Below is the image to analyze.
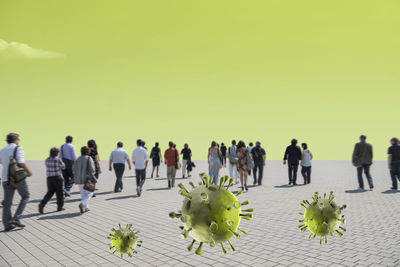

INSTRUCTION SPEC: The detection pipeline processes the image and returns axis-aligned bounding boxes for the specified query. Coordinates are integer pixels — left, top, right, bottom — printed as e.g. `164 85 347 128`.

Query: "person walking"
150 142 162 178
228 140 239 184
39 147 65 214
247 142 254 152
132 140 148 197
300 143 313 184
109 142 131 192
60 136 77 197
251 141 266 186
208 141 222 184
0 133 32 231
237 141 250 191
283 139 302 185
73 146 97 213
164 141 179 189
352 135 374 190
220 143 227 167
88 140 101 180
387 137 400 190
181 144 192 178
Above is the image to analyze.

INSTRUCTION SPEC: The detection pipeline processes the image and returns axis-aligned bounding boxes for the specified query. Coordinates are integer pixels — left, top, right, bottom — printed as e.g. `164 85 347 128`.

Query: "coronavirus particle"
169 173 254 255
107 224 142 258
298 192 346 244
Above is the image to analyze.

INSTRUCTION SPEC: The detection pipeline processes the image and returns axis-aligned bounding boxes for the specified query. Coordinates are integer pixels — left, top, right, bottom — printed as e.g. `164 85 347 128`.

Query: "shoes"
85 208 90 212
369 184 374 190
156 175 160 178
168 180 171 189
63 188 71 197
136 187 141 197
12 221 25 228
253 181 257 185
114 190 121 193
188 174 191 178
244 184 248 191
183 175 185 179
57 208 65 212
288 181 292 185
258 183 262 186
358 187 364 190
39 205 44 214
79 203 84 214
390 187 398 190
4 225 16 232
293 182 297 186
92 194 96 197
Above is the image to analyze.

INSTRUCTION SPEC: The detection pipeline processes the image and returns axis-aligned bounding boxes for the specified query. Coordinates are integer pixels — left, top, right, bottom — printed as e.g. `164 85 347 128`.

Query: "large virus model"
298 191 346 244
107 224 142 258
169 173 254 255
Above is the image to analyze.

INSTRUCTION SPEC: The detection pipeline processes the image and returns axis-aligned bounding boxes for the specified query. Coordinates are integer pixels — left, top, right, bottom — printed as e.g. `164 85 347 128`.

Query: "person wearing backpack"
0 133 32 231
228 140 239 184
251 141 266 186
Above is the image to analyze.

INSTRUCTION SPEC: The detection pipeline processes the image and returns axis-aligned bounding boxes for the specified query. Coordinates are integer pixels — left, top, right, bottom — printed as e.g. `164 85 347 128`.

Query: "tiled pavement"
0 160 399 267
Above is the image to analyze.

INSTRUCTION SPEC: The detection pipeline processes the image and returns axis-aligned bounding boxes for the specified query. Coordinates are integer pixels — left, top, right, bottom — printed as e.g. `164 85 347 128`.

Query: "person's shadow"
105 195 138 201
381 189 399 194
345 189 367 193
38 212 81 220
274 184 293 188
146 187 169 191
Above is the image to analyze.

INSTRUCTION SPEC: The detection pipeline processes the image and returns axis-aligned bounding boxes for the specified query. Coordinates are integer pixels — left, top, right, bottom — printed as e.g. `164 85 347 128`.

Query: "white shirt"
247 146 253 152
109 148 130 164
0 143 25 182
302 150 313 167
132 147 148 170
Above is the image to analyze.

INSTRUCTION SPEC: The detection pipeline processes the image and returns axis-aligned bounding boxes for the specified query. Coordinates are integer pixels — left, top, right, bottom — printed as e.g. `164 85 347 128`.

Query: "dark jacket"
284 145 302 165
352 141 373 166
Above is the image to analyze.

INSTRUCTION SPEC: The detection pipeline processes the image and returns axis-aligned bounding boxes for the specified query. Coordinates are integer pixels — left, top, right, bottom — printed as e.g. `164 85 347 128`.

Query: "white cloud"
0 39 65 59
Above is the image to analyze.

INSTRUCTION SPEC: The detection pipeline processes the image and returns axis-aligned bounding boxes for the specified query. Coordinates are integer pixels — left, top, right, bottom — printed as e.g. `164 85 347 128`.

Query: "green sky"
0 0 399 160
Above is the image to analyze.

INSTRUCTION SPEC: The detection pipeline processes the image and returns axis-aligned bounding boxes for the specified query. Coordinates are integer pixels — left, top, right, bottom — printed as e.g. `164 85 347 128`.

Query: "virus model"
298 191 346 244
169 173 253 255
107 224 142 258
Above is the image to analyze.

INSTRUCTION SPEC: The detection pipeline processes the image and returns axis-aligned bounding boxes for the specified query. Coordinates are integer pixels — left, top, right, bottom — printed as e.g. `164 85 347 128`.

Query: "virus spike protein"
298 191 346 243
170 174 254 255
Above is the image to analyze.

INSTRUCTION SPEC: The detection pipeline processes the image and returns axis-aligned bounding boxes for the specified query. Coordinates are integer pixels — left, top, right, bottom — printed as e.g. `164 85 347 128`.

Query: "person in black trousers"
39 147 66 214
388 137 400 190
251 141 266 186
109 142 131 192
283 139 302 185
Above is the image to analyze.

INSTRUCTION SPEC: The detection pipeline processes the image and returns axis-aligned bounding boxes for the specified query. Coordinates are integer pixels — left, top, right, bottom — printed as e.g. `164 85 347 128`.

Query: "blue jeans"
390 161 400 189
357 164 373 189
253 162 264 185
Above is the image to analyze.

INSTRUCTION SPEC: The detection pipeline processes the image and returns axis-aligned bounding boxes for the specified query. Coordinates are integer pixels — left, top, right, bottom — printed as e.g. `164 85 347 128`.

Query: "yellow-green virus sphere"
107 224 142 258
298 192 346 244
169 173 254 255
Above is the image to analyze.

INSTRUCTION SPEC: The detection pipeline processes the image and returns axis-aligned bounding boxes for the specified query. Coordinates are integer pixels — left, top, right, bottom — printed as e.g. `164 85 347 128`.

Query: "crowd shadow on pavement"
345 189 368 193
92 191 113 196
22 211 57 219
38 212 81 220
105 195 138 201
146 187 169 191
381 189 399 194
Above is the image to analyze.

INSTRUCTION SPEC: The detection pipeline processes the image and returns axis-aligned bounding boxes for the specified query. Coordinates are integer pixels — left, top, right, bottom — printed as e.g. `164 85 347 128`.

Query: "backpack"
8 146 27 184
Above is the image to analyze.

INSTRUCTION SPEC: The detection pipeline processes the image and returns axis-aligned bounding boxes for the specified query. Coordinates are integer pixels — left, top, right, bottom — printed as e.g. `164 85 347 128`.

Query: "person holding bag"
73 146 97 213
0 133 32 231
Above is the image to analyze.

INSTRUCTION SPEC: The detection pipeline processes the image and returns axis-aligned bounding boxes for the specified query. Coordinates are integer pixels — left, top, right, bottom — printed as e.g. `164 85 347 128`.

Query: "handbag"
83 157 96 192
246 149 255 169
8 146 27 184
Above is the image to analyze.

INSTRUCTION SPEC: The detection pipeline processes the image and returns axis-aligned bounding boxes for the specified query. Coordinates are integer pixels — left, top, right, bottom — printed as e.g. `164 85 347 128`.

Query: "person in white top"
109 142 131 193
301 143 313 184
228 140 239 184
132 139 148 197
0 133 32 231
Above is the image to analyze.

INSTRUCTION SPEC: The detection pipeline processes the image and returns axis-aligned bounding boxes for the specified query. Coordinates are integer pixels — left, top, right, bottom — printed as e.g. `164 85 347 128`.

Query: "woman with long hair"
208 141 222 185
237 140 250 191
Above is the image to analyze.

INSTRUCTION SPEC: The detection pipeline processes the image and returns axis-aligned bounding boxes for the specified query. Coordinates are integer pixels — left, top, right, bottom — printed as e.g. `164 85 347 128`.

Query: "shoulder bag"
8 146 27 184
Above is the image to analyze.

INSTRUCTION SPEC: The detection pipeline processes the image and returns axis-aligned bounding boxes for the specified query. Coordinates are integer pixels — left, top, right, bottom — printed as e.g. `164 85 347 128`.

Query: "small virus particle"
298 192 347 244
169 173 254 255
107 224 142 258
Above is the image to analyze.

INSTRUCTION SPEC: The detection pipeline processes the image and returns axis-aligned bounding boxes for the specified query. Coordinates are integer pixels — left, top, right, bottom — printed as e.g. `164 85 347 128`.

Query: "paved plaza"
0 160 399 267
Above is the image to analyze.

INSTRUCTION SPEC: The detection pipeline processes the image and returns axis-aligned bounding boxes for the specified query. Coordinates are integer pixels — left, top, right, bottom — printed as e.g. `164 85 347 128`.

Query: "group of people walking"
1 132 400 232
